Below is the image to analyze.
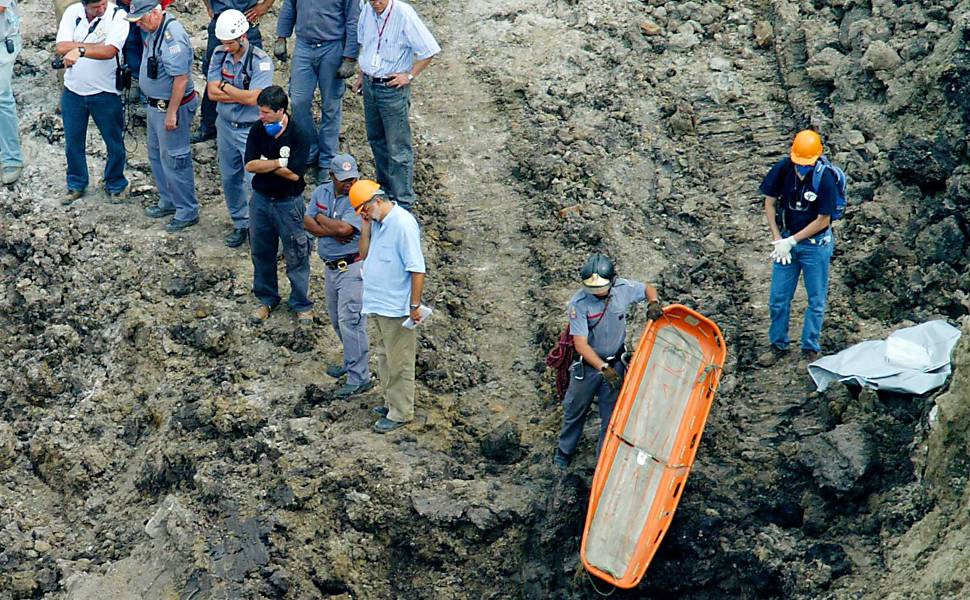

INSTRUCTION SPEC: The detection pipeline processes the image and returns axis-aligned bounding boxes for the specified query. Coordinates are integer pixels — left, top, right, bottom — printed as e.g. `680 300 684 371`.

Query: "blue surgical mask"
795 164 814 177
263 121 283 136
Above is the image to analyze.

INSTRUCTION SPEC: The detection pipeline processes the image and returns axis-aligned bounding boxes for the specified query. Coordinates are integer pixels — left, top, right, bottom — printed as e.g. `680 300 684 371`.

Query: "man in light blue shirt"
275 0 359 175
0 0 21 185
350 179 426 433
352 0 439 210
206 9 274 248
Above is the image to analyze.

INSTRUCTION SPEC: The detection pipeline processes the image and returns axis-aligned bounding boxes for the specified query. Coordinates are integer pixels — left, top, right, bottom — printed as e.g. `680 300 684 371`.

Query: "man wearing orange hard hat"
349 179 426 434
758 129 838 367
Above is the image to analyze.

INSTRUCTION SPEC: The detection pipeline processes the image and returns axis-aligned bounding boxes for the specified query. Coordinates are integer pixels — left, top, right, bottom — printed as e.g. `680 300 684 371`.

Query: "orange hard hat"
349 180 384 213
790 130 823 165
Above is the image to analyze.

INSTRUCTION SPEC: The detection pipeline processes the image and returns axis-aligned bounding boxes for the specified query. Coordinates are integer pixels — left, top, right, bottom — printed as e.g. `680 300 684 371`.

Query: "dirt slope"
2 0 970 598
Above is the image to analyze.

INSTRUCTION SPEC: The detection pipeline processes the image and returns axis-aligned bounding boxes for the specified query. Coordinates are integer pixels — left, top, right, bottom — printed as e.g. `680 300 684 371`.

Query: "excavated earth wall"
2 0 970 598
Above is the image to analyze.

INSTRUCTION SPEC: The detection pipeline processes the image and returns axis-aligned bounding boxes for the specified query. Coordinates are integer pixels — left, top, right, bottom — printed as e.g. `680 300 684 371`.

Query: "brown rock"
640 21 662 36
754 20 773 48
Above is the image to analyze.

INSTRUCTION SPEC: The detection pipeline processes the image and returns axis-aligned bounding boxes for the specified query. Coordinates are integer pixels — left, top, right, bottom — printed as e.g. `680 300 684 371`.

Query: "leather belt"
323 253 361 272
364 74 395 85
147 90 198 111
224 119 257 129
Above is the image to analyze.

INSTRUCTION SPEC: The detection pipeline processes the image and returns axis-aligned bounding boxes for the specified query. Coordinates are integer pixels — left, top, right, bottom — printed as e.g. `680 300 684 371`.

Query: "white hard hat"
215 9 249 41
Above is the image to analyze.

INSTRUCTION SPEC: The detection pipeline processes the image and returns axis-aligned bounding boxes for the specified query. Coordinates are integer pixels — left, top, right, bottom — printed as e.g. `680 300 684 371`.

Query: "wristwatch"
219 80 228 91
409 303 420 309
78 46 86 57
406 73 414 82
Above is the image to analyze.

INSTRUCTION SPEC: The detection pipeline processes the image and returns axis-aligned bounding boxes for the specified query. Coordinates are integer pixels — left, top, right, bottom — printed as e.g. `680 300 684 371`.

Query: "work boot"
225 227 248 248
371 405 389 417
166 217 199 233
296 310 315 325
334 380 374 400
554 448 571 470
2 165 22 185
251 304 272 324
757 345 788 367
190 128 216 144
801 349 819 363
145 204 176 219
106 186 128 204
62 188 85 206
373 417 406 434
326 364 346 379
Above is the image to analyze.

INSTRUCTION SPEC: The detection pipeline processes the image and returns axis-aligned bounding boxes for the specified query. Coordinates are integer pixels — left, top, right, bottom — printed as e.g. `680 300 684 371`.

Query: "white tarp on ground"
808 320 962 394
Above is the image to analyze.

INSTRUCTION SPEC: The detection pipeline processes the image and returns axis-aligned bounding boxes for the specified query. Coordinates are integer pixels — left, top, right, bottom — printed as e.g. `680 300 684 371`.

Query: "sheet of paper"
402 305 433 329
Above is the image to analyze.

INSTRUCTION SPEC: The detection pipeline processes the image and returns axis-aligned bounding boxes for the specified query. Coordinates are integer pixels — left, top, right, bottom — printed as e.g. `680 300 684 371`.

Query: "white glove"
772 236 797 255
277 156 288 168
770 246 792 265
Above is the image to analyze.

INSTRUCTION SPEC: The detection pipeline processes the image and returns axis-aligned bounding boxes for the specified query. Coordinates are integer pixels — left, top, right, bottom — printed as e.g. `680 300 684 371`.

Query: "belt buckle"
336 259 349 272
156 99 168 111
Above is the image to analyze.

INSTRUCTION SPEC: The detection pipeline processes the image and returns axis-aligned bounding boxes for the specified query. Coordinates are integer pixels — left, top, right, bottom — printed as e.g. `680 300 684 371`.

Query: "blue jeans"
769 230 834 353
250 191 313 312
363 78 414 209
289 38 344 168
61 89 128 193
200 20 261 135
216 116 254 228
146 95 199 221
0 33 21 168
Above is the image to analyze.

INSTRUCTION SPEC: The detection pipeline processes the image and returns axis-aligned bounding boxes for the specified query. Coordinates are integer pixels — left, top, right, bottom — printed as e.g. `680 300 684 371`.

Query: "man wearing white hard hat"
206 9 274 248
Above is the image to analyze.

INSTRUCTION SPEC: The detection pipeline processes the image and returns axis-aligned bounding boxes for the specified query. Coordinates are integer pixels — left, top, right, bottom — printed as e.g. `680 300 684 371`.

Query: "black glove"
336 60 357 79
601 366 622 390
273 39 288 63
647 300 663 321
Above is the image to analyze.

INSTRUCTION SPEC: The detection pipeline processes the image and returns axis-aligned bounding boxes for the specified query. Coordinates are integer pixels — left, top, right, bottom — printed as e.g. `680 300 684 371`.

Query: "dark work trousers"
557 358 627 458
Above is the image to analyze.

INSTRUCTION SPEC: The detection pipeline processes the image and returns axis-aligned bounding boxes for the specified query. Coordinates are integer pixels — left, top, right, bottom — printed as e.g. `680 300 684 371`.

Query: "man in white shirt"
55 0 130 204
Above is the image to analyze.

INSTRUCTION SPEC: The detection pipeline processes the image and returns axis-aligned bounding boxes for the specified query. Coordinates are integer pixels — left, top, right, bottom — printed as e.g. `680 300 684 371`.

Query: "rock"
753 20 773 47
846 129 866 147
797 423 875 496
0 420 16 470
709 56 732 71
889 136 959 189
861 40 901 72
915 217 965 266
702 232 726 254
668 101 697 135
668 26 700 51
806 47 846 83
640 21 662 36
480 421 524 464
708 72 742 104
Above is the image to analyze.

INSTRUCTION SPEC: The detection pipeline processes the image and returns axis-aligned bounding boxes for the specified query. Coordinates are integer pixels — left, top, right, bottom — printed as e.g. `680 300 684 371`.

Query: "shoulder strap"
241 44 255 89
152 15 172 57
588 294 612 332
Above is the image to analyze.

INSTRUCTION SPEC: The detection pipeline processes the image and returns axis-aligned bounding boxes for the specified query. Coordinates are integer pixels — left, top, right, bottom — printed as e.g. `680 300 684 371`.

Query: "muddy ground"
2 0 970 598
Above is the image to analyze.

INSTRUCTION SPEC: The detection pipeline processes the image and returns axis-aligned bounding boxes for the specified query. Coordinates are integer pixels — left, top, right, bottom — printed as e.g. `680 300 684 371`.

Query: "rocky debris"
797 423 875 497
480 420 524 464
0 420 16 469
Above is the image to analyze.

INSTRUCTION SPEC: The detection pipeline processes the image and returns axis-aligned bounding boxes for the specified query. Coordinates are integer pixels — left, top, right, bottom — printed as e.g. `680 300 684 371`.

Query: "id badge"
371 53 381 70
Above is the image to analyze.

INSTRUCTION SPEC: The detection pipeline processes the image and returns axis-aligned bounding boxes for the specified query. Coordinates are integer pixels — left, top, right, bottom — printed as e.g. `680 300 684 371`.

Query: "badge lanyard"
374 0 394 62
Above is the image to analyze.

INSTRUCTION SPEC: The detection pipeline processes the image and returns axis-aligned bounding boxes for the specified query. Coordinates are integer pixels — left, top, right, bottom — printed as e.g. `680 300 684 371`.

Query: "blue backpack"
811 155 847 220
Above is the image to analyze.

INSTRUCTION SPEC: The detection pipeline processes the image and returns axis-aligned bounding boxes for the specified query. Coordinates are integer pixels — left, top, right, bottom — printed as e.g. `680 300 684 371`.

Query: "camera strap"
152 15 172 59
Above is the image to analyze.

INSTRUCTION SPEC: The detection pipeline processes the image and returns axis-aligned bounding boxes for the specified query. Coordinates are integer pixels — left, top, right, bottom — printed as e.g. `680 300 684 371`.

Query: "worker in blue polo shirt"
275 0 360 178
758 129 838 366
352 0 439 210
758 130 837 367
206 9 273 248
126 0 200 233
304 153 372 400
555 253 662 469
193 0 272 144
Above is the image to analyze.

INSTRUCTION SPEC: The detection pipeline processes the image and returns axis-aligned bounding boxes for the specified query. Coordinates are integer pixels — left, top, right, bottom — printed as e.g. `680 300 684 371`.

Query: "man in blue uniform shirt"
555 253 662 469
206 9 274 248
352 0 439 210
275 0 359 177
193 0 272 144
127 0 200 232
759 130 837 366
304 153 372 399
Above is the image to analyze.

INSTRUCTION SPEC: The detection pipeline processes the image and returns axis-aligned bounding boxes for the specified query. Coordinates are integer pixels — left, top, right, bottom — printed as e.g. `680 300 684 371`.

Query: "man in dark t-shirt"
244 85 314 323
758 129 837 366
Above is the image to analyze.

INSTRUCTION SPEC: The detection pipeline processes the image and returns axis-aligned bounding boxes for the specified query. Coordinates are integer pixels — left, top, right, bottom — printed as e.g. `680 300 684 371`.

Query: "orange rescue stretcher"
581 304 727 588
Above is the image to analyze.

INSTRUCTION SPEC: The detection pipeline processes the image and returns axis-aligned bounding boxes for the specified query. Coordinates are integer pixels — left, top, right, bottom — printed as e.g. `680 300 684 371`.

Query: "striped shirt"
357 0 439 78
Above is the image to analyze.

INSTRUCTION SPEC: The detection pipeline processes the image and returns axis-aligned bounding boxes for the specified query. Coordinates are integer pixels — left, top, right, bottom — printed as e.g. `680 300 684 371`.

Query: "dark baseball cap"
125 0 159 21
329 154 360 181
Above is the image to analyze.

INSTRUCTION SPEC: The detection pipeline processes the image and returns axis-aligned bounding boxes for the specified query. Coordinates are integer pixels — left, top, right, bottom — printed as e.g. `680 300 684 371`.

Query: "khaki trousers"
373 315 417 423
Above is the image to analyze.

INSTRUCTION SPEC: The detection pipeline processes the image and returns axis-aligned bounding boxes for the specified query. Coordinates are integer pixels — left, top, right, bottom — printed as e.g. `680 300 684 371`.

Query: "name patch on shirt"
259 61 271 71
169 44 181 54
